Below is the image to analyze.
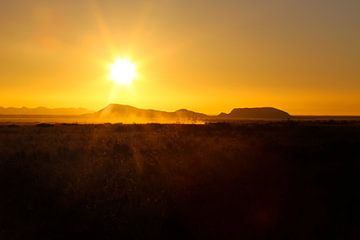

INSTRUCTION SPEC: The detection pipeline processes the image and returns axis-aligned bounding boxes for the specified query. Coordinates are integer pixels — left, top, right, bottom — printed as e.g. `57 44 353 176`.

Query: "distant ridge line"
0 104 291 121
0 106 91 115
82 104 291 123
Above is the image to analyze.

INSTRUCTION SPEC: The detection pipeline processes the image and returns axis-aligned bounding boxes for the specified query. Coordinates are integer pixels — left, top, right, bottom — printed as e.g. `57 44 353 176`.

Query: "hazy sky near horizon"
0 0 359 115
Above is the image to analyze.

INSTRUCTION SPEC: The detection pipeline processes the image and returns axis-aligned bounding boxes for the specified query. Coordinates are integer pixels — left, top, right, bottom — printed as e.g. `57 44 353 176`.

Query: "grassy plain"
0 122 359 239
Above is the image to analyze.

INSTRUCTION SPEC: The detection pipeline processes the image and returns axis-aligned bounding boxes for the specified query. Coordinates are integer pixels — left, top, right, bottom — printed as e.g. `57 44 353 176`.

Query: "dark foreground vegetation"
0 122 360 239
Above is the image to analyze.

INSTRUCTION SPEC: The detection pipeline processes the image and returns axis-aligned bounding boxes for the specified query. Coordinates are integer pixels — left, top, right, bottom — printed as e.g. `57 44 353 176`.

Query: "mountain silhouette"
0 106 91 115
0 104 291 123
86 104 207 123
84 104 290 123
217 107 290 120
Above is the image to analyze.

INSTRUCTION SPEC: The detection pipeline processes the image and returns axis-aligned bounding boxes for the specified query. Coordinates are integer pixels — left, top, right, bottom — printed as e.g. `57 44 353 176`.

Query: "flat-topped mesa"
221 107 290 120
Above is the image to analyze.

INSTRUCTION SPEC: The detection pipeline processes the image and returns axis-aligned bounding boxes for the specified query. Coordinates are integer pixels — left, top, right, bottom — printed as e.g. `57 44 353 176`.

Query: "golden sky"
0 0 359 115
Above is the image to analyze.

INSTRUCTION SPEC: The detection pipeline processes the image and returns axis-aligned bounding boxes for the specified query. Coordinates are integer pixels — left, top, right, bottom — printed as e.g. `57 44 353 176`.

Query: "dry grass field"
0 122 359 239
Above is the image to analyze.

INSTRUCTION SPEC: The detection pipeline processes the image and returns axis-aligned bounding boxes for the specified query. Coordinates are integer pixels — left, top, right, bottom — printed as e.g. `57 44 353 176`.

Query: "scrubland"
0 122 359 239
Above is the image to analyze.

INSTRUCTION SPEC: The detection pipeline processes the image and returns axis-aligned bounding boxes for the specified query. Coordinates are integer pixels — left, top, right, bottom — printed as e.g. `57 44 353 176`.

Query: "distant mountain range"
84 104 290 123
0 107 91 115
0 104 291 123
84 104 209 123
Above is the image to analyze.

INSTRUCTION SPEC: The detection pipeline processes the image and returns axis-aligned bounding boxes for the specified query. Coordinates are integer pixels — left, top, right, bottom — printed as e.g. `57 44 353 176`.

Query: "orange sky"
0 0 359 115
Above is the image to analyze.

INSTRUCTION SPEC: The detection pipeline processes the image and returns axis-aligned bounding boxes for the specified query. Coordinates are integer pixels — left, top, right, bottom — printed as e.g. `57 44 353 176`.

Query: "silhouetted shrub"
36 123 54 128
6 124 19 128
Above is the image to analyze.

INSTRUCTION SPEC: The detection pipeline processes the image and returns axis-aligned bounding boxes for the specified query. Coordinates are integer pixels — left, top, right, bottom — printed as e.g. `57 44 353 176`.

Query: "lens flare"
110 59 137 85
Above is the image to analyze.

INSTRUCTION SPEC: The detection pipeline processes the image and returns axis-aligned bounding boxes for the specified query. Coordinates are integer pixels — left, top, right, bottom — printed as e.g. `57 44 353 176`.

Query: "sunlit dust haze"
0 0 359 115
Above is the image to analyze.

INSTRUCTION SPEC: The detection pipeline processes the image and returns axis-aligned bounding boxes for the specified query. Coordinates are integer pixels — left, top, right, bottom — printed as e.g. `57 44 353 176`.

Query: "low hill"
0 106 91 115
86 104 207 123
217 107 290 120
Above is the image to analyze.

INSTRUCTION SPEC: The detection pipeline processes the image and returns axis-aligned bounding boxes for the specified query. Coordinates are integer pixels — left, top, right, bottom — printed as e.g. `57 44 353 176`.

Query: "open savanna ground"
0 122 360 239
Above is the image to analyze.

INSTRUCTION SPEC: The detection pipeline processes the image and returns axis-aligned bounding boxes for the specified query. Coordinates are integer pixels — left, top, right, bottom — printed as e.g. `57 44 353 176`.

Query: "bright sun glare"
110 59 137 85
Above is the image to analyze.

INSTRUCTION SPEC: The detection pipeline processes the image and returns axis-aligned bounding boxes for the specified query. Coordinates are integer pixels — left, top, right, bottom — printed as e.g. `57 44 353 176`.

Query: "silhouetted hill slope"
0 106 91 115
87 104 207 123
217 107 290 120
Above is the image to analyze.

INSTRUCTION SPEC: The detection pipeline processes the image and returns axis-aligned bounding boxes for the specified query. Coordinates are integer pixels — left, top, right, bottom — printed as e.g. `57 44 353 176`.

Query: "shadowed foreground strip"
0 122 359 239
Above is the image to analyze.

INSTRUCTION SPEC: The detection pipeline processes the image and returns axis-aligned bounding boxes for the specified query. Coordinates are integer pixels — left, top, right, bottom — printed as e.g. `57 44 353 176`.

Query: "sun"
109 58 137 85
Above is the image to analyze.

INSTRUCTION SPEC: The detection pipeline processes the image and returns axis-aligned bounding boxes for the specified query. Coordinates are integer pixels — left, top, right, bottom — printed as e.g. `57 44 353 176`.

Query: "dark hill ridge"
88 104 207 123
85 104 290 123
0 104 291 123
0 106 91 115
218 107 291 120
